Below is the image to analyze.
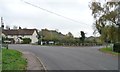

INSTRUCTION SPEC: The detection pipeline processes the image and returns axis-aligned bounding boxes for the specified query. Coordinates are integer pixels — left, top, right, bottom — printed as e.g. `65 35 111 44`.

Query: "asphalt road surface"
9 44 118 70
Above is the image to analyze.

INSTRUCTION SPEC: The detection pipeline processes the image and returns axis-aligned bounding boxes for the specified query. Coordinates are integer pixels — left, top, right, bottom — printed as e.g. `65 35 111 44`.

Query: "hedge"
113 43 120 53
22 38 31 44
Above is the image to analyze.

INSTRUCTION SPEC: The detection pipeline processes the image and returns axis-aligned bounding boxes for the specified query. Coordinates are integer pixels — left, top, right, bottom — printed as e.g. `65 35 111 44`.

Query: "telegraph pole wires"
21 0 92 29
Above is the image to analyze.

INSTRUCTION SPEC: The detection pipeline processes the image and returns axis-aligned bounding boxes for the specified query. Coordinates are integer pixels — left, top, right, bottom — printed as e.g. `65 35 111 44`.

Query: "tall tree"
89 1 120 43
66 32 74 38
80 31 85 43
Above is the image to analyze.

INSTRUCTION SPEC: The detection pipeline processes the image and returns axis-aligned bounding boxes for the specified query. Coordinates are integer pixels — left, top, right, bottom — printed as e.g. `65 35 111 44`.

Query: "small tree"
6 25 10 30
80 31 85 43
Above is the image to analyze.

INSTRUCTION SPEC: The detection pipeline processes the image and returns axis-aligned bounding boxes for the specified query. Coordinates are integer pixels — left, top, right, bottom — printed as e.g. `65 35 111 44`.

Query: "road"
9 44 118 70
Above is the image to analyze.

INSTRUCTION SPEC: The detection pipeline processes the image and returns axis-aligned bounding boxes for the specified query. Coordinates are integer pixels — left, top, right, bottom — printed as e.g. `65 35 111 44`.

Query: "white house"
2 29 39 44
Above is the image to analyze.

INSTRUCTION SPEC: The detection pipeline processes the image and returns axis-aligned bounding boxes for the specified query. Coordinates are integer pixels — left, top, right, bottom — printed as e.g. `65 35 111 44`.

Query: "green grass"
0 50 2 72
2 49 27 70
99 47 119 55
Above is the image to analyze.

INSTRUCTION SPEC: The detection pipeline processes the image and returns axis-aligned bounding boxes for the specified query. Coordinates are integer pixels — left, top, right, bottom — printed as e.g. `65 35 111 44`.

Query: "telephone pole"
0 17 2 72
1 17 4 29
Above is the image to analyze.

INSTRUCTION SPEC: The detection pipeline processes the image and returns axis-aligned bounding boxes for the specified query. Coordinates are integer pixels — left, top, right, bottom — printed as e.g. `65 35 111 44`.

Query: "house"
2 28 39 44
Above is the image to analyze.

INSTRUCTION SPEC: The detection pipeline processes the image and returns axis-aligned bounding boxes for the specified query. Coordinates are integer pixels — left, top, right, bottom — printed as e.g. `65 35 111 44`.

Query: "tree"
13 25 18 29
80 31 85 43
6 25 10 30
19 26 22 29
89 1 120 43
66 32 74 38
39 29 64 45
64 32 75 45
38 29 76 45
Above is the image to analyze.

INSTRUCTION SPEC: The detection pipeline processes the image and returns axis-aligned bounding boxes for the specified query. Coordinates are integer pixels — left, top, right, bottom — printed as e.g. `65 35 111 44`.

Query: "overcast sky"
0 0 97 37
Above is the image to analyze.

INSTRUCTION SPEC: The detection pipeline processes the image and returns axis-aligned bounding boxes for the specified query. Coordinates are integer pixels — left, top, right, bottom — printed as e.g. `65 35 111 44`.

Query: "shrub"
113 43 120 53
22 38 31 44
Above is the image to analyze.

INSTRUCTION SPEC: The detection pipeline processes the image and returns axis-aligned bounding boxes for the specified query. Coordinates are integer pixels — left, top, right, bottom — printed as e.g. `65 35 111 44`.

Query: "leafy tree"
80 31 85 43
62 33 74 45
66 32 74 38
39 29 65 45
19 26 22 29
38 29 76 45
89 1 120 43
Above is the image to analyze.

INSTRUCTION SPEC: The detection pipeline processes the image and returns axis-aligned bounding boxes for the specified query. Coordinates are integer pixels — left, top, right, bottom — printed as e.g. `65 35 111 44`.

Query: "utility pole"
0 17 3 49
0 27 1 72
0 17 2 72
1 17 4 29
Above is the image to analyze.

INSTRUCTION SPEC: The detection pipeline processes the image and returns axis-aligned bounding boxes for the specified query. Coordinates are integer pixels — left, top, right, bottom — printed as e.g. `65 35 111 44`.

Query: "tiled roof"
2 29 37 35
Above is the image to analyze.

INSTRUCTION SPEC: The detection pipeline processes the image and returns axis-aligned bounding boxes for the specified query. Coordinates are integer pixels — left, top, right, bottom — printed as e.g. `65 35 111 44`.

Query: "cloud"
0 0 94 37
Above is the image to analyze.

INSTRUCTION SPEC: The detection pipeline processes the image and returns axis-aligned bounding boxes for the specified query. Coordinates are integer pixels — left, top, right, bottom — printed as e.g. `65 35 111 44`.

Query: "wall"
4 30 38 44
31 30 38 43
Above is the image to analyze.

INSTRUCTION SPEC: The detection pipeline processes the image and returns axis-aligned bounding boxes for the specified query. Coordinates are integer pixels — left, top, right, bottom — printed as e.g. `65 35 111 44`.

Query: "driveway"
9 44 118 70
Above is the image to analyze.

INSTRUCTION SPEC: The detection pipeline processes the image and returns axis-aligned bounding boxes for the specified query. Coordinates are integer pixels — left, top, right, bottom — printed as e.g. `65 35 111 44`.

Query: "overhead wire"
21 0 92 29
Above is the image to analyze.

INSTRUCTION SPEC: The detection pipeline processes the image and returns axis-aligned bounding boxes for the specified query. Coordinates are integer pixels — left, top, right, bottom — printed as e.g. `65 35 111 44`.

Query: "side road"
22 51 46 70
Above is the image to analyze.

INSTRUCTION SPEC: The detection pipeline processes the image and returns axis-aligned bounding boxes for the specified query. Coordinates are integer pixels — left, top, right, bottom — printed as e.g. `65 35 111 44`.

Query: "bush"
22 38 31 44
113 43 120 53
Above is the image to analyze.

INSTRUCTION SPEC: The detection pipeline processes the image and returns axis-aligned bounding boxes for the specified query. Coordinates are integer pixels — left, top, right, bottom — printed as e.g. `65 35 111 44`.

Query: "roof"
2 29 37 35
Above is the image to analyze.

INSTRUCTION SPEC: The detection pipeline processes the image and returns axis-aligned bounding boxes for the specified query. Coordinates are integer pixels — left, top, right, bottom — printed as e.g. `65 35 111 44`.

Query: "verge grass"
99 47 119 55
0 50 2 71
2 49 27 70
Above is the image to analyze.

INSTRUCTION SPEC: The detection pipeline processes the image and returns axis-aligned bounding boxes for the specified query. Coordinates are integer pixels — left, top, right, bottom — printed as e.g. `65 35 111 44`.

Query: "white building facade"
2 29 39 44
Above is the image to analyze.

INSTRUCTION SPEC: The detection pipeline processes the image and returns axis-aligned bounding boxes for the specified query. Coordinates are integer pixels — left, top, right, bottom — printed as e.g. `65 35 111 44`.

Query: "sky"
0 0 96 37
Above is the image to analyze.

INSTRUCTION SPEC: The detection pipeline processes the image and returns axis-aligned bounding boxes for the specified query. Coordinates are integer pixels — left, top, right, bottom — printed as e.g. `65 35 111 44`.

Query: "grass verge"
0 50 2 72
99 47 119 56
2 49 27 70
